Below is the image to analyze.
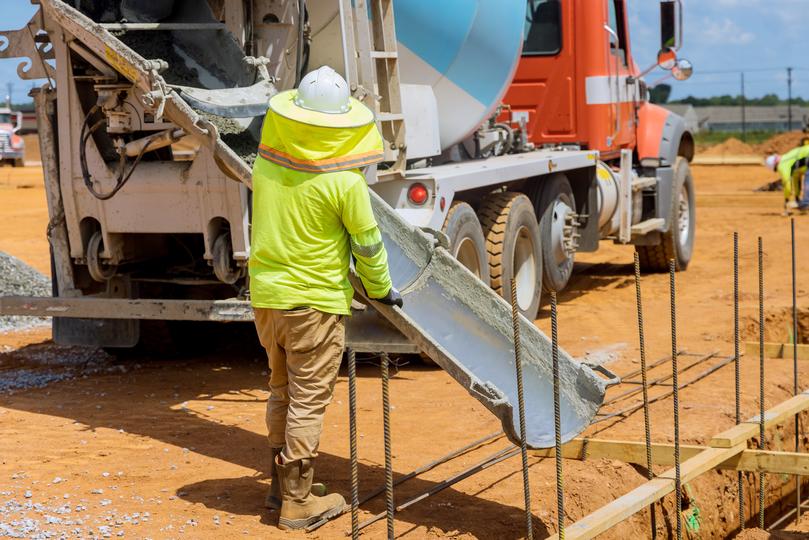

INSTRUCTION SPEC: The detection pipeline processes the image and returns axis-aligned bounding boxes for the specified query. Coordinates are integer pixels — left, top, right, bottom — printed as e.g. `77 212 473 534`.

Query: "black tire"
636 157 696 272
442 201 490 286
535 174 576 293
478 192 543 320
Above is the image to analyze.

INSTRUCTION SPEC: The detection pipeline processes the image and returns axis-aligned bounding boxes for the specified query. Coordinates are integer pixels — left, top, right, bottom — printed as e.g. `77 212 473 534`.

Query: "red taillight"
407 183 429 206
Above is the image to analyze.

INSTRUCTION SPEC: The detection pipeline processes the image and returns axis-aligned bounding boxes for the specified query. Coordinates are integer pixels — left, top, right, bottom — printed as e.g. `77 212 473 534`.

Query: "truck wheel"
479 192 542 320
636 157 695 272
535 175 576 292
442 201 490 286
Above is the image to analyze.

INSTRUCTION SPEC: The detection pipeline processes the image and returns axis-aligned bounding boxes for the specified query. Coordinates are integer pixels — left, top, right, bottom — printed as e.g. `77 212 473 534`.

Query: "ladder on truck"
339 0 406 177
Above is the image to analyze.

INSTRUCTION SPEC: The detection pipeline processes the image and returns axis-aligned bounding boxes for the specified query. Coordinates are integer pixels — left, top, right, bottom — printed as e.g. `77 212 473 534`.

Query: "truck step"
631 177 657 191
631 218 665 235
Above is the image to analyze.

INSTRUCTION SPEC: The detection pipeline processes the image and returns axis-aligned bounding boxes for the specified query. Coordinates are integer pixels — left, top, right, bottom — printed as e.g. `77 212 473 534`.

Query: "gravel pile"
0 252 51 334
0 344 120 394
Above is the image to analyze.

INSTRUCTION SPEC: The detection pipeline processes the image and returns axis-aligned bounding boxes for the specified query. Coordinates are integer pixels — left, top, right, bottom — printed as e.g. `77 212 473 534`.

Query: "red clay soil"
702 137 756 156
755 131 809 156
2 164 809 538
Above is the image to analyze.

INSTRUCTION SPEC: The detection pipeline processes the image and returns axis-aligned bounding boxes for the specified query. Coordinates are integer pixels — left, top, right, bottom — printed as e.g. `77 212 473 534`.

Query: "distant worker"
249 66 403 530
766 144 809 213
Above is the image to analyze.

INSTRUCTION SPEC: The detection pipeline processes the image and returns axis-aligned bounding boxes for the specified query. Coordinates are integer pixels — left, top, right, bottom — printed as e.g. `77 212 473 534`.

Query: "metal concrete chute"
361 191 614 448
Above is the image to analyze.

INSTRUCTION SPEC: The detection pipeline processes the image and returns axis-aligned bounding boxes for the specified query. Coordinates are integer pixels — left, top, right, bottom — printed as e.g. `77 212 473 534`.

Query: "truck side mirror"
657 48 677 70
660 0 682 51
13 111 22 133
672 59 693 81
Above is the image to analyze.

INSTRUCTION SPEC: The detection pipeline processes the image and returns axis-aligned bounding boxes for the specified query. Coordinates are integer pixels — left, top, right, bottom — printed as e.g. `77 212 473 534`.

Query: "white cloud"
696 18 754 45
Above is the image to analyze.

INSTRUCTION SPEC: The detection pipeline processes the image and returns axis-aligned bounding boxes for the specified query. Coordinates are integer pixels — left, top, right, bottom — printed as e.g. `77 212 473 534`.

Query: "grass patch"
695 131 773 147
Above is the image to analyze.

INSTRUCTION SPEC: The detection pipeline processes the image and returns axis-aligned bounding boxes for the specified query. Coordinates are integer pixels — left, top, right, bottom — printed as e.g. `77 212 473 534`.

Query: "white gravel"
0 251 51 333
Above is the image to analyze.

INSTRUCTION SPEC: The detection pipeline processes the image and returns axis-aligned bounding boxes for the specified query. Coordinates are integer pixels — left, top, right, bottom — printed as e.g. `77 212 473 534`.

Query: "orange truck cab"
503 0 695 273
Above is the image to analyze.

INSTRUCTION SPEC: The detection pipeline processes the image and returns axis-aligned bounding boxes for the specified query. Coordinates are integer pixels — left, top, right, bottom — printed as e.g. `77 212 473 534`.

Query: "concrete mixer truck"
0 0 694 350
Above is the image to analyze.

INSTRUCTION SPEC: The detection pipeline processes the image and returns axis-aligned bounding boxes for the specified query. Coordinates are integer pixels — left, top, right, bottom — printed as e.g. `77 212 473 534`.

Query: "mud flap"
54 317 140 348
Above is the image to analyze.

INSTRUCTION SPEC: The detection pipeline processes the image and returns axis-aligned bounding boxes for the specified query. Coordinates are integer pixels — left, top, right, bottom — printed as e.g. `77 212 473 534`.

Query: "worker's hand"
377 286 403 308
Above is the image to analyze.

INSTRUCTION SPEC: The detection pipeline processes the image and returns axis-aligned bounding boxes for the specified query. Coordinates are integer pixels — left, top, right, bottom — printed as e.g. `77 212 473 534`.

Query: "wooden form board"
531 439 809 476
745 341 809 361
547 390 809 540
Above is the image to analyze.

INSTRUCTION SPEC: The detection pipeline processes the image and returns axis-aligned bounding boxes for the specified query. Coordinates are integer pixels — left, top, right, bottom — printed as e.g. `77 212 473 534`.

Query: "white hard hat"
294 66 351 114
765 154 780 171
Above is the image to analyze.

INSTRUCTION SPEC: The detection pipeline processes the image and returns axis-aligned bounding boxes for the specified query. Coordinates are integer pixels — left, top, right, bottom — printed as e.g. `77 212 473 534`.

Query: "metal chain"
792 218 801 520
381 352 394 540
734 233 744 530
634 253 656 538
670 259 682 540
551 291 564 540
510 280 534 540
758 237 766 530
348 348 360 540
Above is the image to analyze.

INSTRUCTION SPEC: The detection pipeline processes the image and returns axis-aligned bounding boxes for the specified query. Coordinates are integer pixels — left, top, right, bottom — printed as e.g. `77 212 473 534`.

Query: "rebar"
670 259 682 540
792 218 801 520
758 237 766 530
551 291 564 540
357 431 502 507
348 348 359 539
510 280 534 540
734 233 744 530
634 252 656 538
381 352 394 540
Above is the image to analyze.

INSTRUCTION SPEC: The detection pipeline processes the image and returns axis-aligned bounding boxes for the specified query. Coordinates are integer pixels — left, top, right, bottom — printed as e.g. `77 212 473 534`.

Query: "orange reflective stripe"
258 144 383 173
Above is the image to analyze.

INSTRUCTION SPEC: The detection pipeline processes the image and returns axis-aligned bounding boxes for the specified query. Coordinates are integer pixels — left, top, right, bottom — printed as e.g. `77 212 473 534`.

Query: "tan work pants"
254 307 345 463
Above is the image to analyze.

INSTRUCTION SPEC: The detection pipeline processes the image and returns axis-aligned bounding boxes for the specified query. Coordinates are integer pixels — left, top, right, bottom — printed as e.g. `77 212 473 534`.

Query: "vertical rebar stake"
510 280 534 540
381 352 394 540
348 348 360 540
634 253 656 538
734 233 744 530
758 236 766 530
551 291 564 540
792 218 801 520
670 259 682 540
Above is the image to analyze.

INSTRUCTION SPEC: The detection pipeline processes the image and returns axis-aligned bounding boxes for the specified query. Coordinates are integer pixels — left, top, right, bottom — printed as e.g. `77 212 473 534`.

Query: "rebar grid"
670 259 682 540
634 252 656 538
510 280 534 540
551 291 564 540
758 237 766 530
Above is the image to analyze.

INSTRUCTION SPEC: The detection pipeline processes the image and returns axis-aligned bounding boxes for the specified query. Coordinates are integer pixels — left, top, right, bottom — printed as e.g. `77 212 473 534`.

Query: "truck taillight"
407 183 429 206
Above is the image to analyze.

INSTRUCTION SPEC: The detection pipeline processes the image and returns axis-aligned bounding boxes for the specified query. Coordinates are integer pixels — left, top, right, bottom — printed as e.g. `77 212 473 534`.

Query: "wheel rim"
550 198 574 266
454 237 481 278
513 226 537 311
677 184 690 246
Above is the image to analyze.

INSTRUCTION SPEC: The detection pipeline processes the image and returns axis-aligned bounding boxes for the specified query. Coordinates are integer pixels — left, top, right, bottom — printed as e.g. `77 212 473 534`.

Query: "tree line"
650 85 807 107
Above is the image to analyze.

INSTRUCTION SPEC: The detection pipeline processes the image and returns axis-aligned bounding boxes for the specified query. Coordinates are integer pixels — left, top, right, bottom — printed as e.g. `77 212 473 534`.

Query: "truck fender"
636 103 693 167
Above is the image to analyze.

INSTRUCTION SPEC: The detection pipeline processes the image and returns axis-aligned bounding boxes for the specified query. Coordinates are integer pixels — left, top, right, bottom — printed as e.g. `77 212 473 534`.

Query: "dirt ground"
3 163 809 539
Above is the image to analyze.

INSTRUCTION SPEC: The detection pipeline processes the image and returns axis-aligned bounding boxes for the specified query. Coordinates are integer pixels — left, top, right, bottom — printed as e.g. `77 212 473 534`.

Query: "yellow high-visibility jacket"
249 104 392 315
777 145 809 201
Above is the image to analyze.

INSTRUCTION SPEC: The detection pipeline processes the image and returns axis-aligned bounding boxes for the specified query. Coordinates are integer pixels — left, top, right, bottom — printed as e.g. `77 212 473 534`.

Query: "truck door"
603 0 636 152
504 0 578 145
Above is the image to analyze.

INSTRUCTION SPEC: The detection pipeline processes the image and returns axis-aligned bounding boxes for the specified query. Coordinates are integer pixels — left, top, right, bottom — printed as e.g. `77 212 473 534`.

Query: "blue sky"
0 0 803 102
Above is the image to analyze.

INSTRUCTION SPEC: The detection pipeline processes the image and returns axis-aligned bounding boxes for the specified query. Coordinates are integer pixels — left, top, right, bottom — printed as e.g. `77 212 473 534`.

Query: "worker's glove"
377 287 403 308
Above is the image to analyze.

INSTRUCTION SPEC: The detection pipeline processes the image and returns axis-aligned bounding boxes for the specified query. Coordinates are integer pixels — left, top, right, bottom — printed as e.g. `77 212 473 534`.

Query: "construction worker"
766 144 809 213
250 66 403 530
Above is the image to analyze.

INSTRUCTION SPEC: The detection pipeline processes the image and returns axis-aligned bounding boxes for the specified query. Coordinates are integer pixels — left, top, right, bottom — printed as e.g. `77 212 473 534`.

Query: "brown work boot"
264 448 283 510
276 457 346 530
265 448 326 511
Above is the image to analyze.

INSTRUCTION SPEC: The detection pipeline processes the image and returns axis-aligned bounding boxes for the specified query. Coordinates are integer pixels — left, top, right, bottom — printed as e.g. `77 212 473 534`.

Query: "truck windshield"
523 0 562 56
0 114 11 124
